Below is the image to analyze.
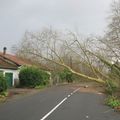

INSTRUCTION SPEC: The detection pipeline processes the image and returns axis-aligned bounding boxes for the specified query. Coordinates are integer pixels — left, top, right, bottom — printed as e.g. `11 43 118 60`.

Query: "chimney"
3 47 7 55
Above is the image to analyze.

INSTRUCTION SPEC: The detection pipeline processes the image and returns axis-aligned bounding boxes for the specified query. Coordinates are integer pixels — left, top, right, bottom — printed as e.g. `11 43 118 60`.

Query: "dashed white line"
72 88 80 94
40 97 67 120
40 88 80 120
68 95 71 97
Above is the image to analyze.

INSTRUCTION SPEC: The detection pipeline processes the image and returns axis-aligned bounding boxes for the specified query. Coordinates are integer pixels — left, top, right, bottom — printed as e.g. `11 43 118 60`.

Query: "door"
5 73 13 87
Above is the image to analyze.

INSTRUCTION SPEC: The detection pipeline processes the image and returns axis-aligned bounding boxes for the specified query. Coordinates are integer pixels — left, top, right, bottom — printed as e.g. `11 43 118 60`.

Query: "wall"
0 68 19 86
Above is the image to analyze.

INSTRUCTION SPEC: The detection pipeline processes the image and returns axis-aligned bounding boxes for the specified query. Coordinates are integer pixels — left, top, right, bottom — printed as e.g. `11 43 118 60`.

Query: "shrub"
0 73 7 93
19 66 50 88
105 96 120 108
59 69 73 83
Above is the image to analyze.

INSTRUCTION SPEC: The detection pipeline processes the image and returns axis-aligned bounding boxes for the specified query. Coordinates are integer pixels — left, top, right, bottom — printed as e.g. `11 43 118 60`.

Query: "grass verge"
105 96 120 112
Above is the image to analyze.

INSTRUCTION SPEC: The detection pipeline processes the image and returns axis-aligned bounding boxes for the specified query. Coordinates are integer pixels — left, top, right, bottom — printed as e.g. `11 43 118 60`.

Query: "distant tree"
104 0 120 60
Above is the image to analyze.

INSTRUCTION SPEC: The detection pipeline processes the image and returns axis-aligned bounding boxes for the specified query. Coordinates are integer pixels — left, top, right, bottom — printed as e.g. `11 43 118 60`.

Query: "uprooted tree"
13 0 120 86
13 28 108 84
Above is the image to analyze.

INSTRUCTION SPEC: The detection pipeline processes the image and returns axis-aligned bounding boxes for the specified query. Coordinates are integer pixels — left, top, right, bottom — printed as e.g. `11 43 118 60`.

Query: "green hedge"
19 66 50 88
0 73 7 93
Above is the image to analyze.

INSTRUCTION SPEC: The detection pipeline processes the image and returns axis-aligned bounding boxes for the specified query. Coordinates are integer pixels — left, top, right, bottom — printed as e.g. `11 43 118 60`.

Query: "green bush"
59 69 73 83
105 96 120 108
19 66 50 88
0 73 7 93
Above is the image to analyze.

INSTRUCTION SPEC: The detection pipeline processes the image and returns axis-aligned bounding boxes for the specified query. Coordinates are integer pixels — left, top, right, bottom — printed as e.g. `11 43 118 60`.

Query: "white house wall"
0 68 19 86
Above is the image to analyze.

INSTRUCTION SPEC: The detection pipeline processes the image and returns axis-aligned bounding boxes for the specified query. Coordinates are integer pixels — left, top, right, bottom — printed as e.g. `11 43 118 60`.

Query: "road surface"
0 85 120 120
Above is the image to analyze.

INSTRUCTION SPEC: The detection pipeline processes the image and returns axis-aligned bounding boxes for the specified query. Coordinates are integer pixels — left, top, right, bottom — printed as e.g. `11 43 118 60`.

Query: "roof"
0 52 52 71
0 52 31 66
0 57 18 69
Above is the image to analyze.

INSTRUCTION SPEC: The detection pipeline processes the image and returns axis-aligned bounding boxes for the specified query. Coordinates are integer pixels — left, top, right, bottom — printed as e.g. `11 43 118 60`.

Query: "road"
0 85 120 120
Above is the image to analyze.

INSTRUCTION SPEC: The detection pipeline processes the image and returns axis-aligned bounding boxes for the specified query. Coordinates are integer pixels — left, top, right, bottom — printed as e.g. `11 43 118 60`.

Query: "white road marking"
40 88 80 120
103 109 114 113
40 97 67 120
72 88 80 93
68 95 71 97
86 115 89 119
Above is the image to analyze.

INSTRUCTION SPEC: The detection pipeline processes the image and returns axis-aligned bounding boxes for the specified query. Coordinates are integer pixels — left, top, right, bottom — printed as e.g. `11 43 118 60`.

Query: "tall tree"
105 0 120 60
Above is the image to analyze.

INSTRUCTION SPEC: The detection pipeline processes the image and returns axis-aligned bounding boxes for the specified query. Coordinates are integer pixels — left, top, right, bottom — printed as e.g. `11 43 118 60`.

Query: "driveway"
0 85 120 120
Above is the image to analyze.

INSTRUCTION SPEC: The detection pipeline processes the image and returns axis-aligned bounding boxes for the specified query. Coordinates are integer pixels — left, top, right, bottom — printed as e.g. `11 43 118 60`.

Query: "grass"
0 91 8 103
105 96 120 109
34 85 47 89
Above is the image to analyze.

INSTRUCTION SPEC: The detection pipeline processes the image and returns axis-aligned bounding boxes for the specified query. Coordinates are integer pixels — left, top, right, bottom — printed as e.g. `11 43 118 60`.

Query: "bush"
59 69 73 83
19 66 50 88
105 96 120 108
0 73 7 93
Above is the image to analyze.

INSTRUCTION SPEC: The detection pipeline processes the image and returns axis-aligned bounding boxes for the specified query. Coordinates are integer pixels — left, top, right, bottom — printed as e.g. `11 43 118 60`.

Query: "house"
0 47 31 87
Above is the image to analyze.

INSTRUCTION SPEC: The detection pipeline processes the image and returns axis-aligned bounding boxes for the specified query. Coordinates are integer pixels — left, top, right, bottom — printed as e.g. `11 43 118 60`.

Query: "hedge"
19 66 50 88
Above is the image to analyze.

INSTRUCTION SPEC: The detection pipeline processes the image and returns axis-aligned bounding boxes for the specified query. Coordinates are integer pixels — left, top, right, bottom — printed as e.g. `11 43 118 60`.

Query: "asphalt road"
0 85 120 120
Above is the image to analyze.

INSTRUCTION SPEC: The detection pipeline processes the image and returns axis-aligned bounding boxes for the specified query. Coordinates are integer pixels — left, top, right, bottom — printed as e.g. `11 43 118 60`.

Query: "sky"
0 0 112 53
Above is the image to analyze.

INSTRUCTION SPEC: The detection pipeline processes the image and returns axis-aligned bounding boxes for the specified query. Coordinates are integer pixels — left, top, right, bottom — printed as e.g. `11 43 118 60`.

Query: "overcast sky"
0 0 112 53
